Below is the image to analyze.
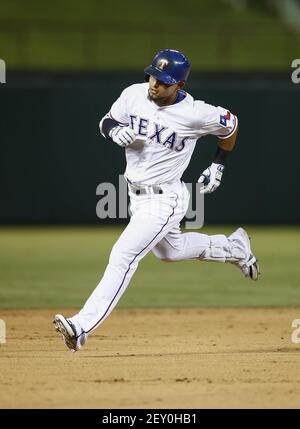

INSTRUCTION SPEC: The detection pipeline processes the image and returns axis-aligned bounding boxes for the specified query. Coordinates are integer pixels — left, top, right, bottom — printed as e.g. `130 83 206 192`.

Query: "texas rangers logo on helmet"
157 59 169 70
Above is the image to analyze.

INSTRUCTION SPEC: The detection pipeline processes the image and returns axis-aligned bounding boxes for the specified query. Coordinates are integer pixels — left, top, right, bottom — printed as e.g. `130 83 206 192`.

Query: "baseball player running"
54 49 260 352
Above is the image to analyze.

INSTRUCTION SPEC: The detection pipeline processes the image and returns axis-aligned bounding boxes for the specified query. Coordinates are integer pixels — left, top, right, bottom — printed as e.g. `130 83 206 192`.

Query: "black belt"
128 184 163 195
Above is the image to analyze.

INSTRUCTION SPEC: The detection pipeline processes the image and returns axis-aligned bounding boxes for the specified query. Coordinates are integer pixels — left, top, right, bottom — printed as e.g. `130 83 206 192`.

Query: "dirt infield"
0 308 300 409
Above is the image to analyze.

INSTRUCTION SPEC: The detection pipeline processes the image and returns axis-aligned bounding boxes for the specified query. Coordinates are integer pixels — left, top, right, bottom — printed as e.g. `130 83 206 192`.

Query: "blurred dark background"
1 0 300 224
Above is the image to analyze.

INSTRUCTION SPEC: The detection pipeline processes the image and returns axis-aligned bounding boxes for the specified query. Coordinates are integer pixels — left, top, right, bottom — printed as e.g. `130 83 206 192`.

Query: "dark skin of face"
148 75 185 106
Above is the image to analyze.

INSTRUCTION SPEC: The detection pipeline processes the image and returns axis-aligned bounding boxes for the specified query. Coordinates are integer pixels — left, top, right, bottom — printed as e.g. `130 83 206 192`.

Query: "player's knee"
152 248 178 262
109 244 143 271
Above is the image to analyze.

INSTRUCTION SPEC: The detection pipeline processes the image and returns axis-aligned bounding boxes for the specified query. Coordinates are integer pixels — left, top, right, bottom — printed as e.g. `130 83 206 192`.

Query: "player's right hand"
109 126 136 147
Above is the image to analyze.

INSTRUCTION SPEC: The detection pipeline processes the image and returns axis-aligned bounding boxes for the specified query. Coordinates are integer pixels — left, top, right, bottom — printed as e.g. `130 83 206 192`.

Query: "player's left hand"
198 162 224 194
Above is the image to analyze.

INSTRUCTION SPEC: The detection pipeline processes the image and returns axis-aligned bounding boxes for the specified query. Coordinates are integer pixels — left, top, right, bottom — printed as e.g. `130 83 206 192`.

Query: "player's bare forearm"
214 125 238 164
218 124 238 151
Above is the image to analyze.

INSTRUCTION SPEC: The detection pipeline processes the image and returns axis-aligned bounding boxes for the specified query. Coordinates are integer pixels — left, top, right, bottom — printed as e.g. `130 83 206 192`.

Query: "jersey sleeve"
194 101 238 139
109 86 131 125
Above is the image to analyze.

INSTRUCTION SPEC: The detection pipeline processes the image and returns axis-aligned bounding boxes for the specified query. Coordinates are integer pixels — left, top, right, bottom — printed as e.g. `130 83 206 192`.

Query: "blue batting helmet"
144 49 190 85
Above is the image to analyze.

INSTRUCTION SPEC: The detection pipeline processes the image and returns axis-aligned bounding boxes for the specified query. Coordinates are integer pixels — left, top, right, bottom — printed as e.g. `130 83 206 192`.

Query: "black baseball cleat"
53 314 78 352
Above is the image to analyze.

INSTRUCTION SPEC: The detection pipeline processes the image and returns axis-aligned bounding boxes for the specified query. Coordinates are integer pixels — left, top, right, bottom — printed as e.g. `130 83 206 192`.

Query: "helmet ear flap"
144 74 150 82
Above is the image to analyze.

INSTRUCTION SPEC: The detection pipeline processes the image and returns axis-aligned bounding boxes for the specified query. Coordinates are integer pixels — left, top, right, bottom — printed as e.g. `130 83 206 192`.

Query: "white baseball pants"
72 181 243 335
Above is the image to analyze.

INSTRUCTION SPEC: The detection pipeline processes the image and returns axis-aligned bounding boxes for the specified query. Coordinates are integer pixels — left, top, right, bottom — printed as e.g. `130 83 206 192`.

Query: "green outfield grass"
0 0 299 71
0 226 299 309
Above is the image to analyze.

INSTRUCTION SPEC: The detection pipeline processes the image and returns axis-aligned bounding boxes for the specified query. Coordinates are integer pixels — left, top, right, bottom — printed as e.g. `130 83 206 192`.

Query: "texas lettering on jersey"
129 115 186 151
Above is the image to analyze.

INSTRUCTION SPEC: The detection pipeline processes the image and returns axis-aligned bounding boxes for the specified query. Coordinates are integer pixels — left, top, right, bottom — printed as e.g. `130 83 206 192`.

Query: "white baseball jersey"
105 82 237 185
